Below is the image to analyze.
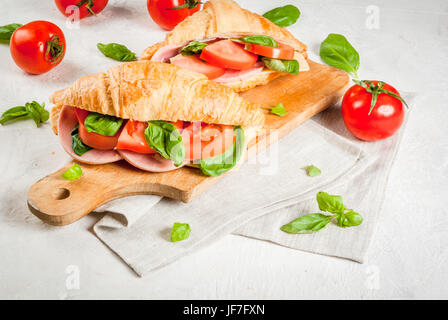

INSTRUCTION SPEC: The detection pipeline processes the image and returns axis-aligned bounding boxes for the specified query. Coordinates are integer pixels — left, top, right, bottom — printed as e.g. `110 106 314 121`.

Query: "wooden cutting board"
27 60 349 226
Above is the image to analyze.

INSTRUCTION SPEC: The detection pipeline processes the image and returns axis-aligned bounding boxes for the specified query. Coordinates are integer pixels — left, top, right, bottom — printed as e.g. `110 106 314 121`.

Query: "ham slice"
117 150 186 172
151 42 187 62
58 105 123 164
214 62 264 83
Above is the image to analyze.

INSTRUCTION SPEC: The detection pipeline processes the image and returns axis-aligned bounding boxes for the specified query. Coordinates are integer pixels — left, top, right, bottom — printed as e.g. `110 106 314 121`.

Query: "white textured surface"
0 0 447 299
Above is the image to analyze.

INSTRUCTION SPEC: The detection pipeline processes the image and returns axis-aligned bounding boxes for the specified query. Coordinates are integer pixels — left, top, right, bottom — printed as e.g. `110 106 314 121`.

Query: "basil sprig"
0 101 49 127
199 126 244 177
84 112 123 136
262 57 299 75
61 163 83 180
97 43 137 62
240 35 278 48
302 165 321 177
171 222 191 242
71 125 92 156
144 121 185 167
281 192 363 234
263 103 286 117
320 33 360 79
263 5 301 27
0 23 22 41
181 41 208 56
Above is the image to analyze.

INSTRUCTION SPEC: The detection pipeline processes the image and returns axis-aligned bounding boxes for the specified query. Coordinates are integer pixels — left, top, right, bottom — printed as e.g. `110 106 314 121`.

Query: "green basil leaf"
240 35 278 48
61 163 83 181
84 112 123 136
181 41 208 56
316 191 344 214
144 121 185 166
0 23 22 41
171 222 191 242
262 57 299 75
71 125 93 156
97 43 137 62
263 5 300 27
0 106 29 125
302 165 321 177
199 126 244 177
270 103 286 117
337 210 363 227
319 33 360 78
281 213 332 234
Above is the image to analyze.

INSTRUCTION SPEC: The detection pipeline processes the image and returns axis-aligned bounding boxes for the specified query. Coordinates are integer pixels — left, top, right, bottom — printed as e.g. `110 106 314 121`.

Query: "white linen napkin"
93 93 414 277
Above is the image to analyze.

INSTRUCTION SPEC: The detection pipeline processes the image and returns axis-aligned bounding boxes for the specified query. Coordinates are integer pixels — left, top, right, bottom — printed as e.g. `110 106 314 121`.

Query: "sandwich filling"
58 105 245 177
151 35 309 82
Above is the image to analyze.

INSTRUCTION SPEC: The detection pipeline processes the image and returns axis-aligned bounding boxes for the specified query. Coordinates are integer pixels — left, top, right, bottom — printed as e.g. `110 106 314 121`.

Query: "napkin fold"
94 93 414 277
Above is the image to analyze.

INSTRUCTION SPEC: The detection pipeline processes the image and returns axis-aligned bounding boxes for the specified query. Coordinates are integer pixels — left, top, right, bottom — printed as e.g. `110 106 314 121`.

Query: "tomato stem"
166 0 202 10
45 34 65 65
76 0 96 16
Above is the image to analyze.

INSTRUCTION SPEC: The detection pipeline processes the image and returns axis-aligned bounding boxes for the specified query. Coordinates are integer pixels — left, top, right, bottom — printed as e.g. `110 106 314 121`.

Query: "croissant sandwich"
141 0 309 92
49 61 264 177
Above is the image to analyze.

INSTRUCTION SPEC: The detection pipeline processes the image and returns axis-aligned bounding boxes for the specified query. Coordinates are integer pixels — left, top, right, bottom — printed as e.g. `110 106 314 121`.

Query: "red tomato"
182 122 235 160
245 41 295 60
170 55 226 79
147 0 201 31
55 0 108 19
342 81 405 141
10 21 66 75
75 108 122 150
200 40 258 70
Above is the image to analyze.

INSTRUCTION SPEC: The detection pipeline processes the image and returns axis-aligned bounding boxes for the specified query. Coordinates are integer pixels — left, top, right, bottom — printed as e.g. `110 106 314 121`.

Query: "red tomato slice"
171 55 226 80
245 42 295 60
182 122 235 161
200 40 258 70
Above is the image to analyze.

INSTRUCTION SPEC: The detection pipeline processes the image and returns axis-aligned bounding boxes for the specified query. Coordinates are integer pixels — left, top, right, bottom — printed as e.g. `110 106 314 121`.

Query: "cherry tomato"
342 81 405 141
245 41 295 60
200 40 258 70
10 21 66 75
147 0 201 31
170 55 226 79
55 0 108 19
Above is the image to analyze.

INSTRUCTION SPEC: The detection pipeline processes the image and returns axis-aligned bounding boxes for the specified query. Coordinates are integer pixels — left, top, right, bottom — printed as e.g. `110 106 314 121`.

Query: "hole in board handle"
53 188 70 200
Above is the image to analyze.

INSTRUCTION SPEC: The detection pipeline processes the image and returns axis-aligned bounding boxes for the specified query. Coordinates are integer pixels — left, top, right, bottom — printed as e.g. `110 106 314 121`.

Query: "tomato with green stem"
147 0 201 31
55 0 109 19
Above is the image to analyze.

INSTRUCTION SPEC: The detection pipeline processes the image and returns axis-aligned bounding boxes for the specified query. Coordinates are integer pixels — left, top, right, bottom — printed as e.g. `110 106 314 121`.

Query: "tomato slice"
200 40 258 70
170 55 226 80
245 41 295 60
182 122 235 161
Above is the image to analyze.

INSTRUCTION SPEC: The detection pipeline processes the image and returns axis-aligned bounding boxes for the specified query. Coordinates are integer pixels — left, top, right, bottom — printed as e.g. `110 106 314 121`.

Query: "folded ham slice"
117 150 186 172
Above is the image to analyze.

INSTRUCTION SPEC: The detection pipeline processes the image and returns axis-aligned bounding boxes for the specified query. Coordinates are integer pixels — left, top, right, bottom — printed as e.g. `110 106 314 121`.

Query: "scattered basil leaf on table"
97 43 137 61
302 165 321 177
181 41 208 56
262 57 299 75
281 192 363 234
319 33 360 79
61 163 83 180
84 112 123 136
0 101 48 127
240 35 278 47
263 103 287 117
171 222 191 242
263 5 301 27
200 126 244 177
144 120 185 167
71 125 93 156
0 23 22 41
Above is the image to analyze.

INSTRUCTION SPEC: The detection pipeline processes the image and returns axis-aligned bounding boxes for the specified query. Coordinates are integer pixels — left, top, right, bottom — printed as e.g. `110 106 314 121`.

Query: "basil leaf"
144 121 185 166
319 33 360 78
270 103 286 117
263 5 300 27
302 165 321 177
281 213 332 234
316 192 344 214
0 23 22 41
84 112 123 136
61 163 83 181
240 35 278 48
71 125 92 156
0 101 48 127
97 43 137 62
200 126 244 177
181 41 208 56
171 222 191 242
262 57 299 75
0 106 29 125
337 210 363 227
